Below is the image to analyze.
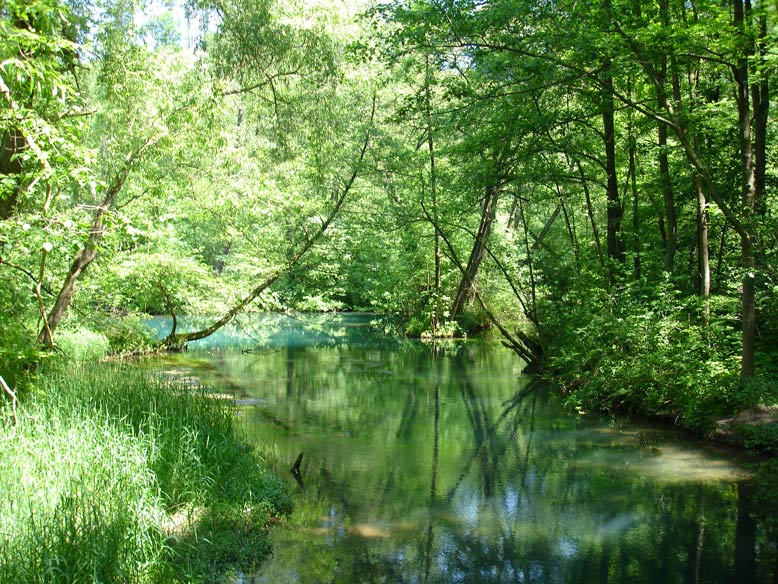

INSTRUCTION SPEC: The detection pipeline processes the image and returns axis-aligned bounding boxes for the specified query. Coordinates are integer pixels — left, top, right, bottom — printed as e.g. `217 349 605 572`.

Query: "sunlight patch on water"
595 512 638 538
350 523 389 538
635 444 747 482
574 442 746 483
301 519 418 540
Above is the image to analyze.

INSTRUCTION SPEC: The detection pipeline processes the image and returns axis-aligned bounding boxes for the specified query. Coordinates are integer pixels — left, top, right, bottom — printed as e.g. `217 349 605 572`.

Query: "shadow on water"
142 314 778 584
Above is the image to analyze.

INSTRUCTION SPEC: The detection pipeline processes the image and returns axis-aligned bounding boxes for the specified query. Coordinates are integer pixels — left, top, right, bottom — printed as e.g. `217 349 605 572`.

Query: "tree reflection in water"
145 314 776 584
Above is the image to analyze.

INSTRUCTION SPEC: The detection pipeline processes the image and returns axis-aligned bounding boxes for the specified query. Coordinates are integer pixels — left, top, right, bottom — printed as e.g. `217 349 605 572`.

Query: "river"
144 313 776 583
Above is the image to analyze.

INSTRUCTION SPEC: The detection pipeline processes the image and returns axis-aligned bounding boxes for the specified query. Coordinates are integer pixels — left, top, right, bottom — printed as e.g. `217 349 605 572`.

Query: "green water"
146 314 776 583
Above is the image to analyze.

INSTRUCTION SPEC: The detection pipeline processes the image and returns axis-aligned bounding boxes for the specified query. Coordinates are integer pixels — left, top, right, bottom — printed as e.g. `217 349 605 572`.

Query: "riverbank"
533 283 778 456
549 369 778 455
708 404 778 452
0 365 291 584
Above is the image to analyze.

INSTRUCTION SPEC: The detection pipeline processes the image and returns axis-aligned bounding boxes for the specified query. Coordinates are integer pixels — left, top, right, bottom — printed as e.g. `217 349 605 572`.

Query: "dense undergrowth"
0 364 291 584
541 279 778 450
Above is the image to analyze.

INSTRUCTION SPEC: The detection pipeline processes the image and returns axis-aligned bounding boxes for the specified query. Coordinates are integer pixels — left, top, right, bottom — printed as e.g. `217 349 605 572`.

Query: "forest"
1 0 777 581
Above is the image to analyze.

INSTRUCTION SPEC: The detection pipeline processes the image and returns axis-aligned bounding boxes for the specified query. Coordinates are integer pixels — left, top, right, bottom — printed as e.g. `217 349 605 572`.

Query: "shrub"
101 314 155 354
542 279 742 428
0 325 41 391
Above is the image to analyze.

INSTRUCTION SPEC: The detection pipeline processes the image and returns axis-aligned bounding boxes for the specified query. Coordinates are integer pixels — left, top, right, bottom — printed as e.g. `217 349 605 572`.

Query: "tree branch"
161 95 377 348
0 374 19 426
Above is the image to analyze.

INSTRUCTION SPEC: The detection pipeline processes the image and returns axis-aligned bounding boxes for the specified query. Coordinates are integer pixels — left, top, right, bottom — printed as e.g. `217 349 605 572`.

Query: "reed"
0 364 290 583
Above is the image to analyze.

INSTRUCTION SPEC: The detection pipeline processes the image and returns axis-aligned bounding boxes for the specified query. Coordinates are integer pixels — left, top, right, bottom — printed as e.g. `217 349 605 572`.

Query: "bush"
0 324 41 390
0 278 43 388
542 279 742 428
100 314 155 354
295 294 344 312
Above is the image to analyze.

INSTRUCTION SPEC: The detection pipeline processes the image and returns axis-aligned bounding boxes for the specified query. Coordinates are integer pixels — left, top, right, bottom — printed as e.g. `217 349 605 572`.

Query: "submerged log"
290 451 304 490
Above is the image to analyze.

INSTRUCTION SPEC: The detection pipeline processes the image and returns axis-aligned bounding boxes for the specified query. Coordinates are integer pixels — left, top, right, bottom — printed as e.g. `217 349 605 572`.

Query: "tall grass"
54 328 111 364
0 365 290 584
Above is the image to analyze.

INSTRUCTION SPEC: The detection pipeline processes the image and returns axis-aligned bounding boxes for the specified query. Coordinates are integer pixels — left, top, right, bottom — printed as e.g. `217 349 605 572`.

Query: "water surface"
147 314 776 583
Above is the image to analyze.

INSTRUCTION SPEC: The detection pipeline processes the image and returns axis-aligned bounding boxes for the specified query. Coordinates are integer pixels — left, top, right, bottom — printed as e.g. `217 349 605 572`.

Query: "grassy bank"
0 365 291 584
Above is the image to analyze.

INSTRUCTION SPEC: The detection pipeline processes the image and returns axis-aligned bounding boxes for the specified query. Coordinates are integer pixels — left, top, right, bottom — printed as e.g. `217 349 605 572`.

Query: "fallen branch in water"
290 451 304 490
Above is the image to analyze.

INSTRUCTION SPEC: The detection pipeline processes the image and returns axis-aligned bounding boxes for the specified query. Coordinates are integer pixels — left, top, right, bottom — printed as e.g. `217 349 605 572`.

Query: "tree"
0 0 93 364
0 0 83 219
35 0 190 346
371 0 776 398
153 0 378 346
161 97 375 348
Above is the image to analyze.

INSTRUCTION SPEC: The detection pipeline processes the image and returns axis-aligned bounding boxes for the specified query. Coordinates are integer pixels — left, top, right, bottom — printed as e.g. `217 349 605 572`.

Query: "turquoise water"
146 314 776 583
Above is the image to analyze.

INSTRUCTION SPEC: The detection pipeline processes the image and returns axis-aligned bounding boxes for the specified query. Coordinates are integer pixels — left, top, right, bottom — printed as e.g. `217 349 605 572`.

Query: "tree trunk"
628 133 640 280
424 55 441 335
450 182 500 318
518 198 538 325
751 6 769 217
421 202 542 368
0 130 24 219
560 194 580 270
577 161 605 271
658 97 676 273
734 0 757 381
38 137 158 346
165 170 356 347
601 42 624 269
0 69 54 218
39 244 99 347
657 0 678 274
695 176 711 300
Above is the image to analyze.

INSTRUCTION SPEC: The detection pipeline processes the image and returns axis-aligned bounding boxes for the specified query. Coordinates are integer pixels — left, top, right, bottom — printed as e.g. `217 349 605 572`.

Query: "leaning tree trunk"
38 137 158 346
160 195 348 348
161 98 375 349
450 182 501 318
422 201 543 370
